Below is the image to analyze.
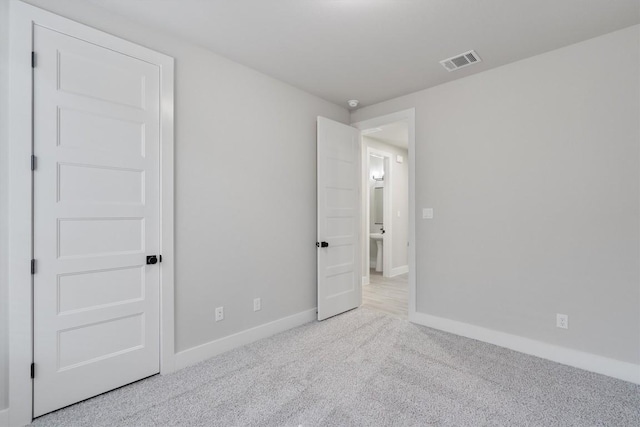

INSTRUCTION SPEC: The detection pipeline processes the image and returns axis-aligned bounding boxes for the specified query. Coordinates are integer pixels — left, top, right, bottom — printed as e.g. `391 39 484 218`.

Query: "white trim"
389 265 409 277
8 2 34 424
352 109 416 320
8 3 175 425
158 25 176 377
0 409 8 427
412 312 640 385
175 309 318 370
361 276 370 286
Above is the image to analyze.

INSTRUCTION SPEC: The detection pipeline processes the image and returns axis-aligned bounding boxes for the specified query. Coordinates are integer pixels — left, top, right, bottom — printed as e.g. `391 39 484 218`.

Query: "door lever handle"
316 241 329 248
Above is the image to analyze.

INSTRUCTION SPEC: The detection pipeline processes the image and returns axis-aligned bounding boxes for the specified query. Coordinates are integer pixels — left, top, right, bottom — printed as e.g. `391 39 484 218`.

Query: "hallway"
362 271 408 319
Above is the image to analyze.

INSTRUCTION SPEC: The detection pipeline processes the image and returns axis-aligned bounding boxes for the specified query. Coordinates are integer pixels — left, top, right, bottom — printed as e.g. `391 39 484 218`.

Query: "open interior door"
317 117 361 320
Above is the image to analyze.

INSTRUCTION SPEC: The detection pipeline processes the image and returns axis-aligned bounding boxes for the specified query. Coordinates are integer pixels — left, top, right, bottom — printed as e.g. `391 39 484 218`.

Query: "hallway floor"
361 270 408 319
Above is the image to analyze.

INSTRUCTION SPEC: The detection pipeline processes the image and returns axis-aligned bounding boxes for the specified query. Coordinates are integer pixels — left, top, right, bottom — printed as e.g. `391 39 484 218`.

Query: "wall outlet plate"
423 208 434 219
556 313 568 329
253 298 261 312
215 306 224 322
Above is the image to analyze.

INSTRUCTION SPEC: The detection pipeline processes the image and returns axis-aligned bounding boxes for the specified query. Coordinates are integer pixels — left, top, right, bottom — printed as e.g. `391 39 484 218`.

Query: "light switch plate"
423 208 433 219
396 155 403 163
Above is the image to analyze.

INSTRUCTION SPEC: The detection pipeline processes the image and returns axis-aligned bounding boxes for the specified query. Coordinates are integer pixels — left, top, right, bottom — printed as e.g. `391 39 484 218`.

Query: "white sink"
370 233 383 273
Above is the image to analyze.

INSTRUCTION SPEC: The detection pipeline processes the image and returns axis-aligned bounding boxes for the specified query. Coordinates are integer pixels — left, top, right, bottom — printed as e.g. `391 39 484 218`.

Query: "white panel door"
317 117 361 321
33 25 161 417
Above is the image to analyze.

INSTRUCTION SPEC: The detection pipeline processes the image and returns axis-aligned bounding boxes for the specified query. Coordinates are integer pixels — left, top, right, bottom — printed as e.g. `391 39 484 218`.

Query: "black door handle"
316 241 329 248
146 255 158 265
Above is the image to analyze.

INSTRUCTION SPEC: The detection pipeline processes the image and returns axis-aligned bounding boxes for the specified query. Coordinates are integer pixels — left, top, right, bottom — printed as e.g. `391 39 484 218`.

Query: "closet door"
32 24 161 416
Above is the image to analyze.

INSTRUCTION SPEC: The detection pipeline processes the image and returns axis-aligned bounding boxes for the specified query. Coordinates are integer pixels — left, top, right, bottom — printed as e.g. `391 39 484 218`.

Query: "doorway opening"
361 120 410 319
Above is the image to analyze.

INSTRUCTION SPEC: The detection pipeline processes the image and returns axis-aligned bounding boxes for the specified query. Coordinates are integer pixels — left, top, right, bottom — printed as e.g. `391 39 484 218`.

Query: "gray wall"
0 0 10 413
352 25 640 364
0 0 349 409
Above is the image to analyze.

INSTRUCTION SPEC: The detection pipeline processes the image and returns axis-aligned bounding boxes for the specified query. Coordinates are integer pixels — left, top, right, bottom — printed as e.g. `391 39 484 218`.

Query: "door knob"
316 241 329 248
146 255 158 265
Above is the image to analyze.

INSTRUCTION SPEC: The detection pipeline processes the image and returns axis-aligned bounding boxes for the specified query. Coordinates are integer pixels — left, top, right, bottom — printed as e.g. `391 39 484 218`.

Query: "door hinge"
31 51 36 68
31 155 37 171
30 363 35 379
31 259 36 275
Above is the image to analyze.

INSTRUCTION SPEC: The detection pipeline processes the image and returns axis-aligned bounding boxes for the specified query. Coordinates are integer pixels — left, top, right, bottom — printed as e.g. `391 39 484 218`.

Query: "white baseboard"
411 312 640 385
0 408 8 427
362 276 370 286
390 265 409 277
175 308 317 370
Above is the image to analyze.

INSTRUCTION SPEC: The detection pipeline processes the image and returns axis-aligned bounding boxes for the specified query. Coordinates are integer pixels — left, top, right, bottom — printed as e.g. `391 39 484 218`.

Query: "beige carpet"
32 308 640 426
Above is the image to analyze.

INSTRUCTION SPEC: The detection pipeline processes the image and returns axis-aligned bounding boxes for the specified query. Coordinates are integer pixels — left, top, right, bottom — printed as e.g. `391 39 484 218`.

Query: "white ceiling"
87 0 639 108
364 120 408 149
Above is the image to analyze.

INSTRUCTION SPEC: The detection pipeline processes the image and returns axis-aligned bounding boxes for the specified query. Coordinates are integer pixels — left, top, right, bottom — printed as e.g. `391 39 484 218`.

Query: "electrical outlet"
253 298 261 312
556 313 568 329
215 306 224 322
423 208 433 219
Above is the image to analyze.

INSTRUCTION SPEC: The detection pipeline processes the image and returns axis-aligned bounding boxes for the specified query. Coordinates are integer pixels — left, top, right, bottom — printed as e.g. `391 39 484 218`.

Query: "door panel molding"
8 3 174 425
32 24 161 416
317 117 362 321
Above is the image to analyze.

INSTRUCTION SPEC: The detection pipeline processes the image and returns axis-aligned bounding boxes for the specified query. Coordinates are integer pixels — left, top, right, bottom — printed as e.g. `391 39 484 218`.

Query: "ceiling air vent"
439 50 481 72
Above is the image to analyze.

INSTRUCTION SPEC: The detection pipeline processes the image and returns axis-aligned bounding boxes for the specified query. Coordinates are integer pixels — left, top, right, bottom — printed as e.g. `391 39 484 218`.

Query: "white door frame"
8 3 175 425
364 147 393 282
351 109 416 320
